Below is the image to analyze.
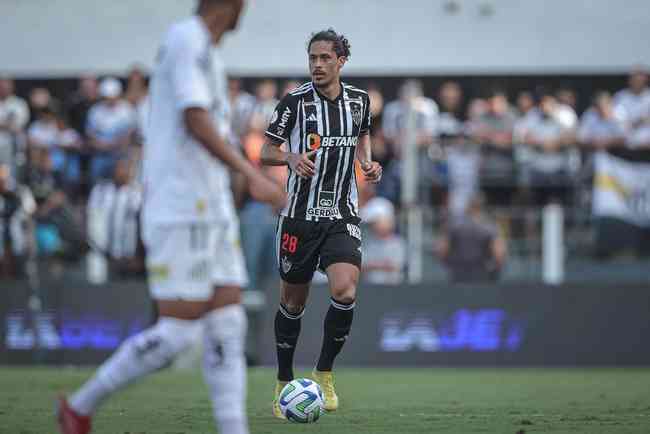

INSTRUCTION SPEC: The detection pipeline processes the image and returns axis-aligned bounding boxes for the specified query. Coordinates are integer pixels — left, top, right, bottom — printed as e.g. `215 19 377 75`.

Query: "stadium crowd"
0 67 649 284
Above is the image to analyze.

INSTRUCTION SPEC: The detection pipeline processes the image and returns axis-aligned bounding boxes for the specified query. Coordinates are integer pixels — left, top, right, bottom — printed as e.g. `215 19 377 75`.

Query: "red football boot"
57 395 91 434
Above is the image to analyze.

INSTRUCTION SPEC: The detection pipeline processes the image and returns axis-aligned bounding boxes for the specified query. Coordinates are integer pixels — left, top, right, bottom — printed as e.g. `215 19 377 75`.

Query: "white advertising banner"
592 151 650 227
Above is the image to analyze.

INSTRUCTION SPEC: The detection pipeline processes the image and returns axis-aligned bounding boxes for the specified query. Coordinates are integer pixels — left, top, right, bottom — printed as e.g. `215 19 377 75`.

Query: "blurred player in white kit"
57 1 285 433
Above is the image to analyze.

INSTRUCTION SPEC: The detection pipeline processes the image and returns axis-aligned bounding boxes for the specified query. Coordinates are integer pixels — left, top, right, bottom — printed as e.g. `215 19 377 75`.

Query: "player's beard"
312 72 335 91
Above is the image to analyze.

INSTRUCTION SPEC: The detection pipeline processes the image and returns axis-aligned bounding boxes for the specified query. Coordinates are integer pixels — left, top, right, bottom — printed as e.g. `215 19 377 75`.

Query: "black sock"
275 304 303 382
316 298 355 372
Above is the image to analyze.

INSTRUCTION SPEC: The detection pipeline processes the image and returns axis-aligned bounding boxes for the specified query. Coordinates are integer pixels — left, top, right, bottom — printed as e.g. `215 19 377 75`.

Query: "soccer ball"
279 378 325 423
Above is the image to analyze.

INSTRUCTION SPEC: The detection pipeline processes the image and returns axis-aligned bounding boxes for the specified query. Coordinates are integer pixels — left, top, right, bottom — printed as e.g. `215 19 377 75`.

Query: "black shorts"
275 216 362 284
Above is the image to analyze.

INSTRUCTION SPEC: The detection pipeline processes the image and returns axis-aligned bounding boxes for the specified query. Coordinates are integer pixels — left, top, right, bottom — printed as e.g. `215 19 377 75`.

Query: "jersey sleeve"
360 93 372 136
169 29 211 111
264 94 297 145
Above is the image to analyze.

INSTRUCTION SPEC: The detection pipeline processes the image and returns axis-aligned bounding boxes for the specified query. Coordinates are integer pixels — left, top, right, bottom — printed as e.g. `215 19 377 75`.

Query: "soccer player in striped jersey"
261 28 382 417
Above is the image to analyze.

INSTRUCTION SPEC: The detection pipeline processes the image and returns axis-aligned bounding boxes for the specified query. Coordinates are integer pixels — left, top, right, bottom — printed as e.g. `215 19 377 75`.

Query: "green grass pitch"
1 367 649 433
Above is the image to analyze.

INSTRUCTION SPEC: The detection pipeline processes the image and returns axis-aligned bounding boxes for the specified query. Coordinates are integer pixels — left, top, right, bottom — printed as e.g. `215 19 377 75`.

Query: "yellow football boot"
312 369 339 412
272 381 288 419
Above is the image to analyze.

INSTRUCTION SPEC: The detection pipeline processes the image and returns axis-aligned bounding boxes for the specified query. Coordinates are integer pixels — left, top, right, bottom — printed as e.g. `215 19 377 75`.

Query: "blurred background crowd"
1 66 649 286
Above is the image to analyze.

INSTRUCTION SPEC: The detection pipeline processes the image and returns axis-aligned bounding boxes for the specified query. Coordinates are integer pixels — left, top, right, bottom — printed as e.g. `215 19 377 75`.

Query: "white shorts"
143 221 248 301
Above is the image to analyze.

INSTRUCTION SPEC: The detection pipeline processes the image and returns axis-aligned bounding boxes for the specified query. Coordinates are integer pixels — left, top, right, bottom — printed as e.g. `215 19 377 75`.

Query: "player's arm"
184 108 285 206
356 96 382 183
260 95 316 177
260 139 290 166
171 31 284 207
185 108 255 176
260 140 316 178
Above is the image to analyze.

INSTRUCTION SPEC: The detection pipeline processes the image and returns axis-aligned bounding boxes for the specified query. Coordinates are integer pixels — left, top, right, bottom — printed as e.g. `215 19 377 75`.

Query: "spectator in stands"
87 156 143 276
28 107 83 198
86 77 136 184
237 97 286 291
516 90 535 117
236 78 283 291
578 91 627 150
360 197 405 284
28 87 60 121
614 68 650 146
0 163 35 278
249 79 278 131
436 194 506 283
66 75 99 136
27 106 60 151
382 79 438 158
468 88 518 208
515 88 578 205
0 77 29 169
466 98 488 122
124 66 149 145
379 80 438 204
228 78 256 145
281 79 302 97
556 87 578 112
366 83 389 166
367 82 385 129
442 94 483 217
26 148 84 260
124 66 148 108
437 81 465 146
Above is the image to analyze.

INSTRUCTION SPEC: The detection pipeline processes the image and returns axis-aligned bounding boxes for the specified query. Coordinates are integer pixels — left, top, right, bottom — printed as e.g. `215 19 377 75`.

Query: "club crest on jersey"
281 256 292 273
351 104 362 127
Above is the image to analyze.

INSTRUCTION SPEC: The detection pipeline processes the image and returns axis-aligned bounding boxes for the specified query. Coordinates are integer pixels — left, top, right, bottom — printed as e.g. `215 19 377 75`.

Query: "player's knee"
280 289 308 314
203 304 248 355
98 317 195 387
282 302 306 315
330 277 357 304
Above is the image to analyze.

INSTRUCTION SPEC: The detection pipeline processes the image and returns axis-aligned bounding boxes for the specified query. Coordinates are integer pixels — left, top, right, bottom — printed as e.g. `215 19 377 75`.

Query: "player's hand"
249 174 287 210
361 160 382 184
287 150 318 178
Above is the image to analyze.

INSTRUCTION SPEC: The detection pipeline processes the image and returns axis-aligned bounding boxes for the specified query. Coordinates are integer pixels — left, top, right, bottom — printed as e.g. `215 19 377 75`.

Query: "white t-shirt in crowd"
28 120 59 149
230 90 256 142
363 234 406 285
0 95 30 163
382 97 438 144
142 15 235 227
613 88 650 147
613 88 650 125
516 108 576 173
554 104 578 129
86 100 136 144
577 108 626 143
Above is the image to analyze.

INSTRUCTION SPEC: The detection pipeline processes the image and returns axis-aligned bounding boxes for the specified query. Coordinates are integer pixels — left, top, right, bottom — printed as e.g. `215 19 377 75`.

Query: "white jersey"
142 16 235 227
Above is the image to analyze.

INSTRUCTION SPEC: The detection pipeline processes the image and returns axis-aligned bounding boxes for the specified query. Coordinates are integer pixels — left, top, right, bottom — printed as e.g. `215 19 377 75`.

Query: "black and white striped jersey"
265 81 371 221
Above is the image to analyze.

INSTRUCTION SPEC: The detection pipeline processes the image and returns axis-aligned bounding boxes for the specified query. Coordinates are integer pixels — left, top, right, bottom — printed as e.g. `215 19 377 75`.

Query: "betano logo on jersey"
308 133 357 151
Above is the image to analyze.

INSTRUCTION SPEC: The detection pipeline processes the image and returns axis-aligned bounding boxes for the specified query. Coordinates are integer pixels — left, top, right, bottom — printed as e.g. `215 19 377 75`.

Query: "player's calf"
67 317 195 417
202 304 249 434
275 303 304 381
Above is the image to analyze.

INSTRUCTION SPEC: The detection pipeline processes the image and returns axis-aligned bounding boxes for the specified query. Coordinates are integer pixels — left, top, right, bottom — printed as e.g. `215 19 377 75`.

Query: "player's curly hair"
307 28 351 59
